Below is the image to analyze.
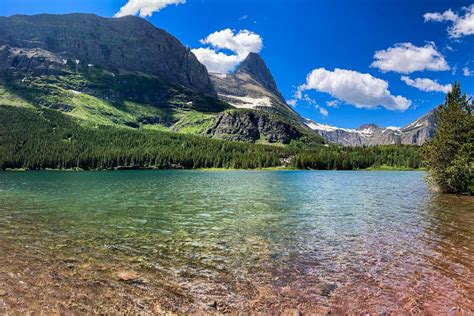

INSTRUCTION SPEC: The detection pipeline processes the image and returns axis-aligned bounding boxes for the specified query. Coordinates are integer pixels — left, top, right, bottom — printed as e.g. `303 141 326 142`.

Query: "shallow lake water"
0 170 473 313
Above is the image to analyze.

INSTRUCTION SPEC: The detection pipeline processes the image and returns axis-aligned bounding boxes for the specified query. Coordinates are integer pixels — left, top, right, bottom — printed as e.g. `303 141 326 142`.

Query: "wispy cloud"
463 67 473 76
318 106 329 117
288 94 328 117
424 5 474 38
302 94 329 117
287 99 297 107
401 76 452 93
326 100 341 108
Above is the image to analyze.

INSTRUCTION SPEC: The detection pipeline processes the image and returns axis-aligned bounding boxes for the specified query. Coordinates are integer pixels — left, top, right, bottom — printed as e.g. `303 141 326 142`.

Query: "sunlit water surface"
0 171 473 313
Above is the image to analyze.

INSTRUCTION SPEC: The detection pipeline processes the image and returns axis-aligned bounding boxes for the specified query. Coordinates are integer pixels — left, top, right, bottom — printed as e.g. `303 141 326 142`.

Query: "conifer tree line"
1 105 422 171
292 145 421 170
422 82 473 195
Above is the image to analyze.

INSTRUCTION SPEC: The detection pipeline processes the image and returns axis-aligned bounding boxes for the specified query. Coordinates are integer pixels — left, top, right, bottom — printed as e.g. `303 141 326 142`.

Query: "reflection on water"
0 171 472 313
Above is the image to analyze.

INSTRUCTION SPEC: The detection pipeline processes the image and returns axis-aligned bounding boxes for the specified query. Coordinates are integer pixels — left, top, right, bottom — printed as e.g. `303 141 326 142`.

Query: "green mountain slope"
0 13 324 147
1 65 227 131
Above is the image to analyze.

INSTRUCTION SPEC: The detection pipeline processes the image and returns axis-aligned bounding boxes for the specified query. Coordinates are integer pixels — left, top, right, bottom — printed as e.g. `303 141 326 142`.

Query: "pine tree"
422 82 473 194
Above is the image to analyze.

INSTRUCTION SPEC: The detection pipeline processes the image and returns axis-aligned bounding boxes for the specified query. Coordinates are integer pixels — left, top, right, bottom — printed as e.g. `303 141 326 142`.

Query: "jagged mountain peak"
357 123 380 130
234 53 284 101
210 52 297 115
236 52 267 73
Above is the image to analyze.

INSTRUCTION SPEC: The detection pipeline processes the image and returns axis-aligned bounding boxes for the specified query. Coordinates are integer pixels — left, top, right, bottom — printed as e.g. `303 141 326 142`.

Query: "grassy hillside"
2 67 226 132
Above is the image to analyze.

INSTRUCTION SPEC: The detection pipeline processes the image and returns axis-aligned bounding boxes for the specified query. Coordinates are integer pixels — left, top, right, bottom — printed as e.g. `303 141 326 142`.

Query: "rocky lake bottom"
0 170 473 313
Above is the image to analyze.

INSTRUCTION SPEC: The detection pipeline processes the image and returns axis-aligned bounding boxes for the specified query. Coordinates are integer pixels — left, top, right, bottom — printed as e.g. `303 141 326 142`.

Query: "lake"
0 170 473 313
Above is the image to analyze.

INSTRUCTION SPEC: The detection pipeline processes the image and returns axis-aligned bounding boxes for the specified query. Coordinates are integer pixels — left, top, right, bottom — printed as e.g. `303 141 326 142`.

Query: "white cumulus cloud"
371 42 449 74
191 29 263 73
424 5 474 38
294 68 411 111
115 0 185 18
199 29 263 56
401 76 452 93
191 48 241 74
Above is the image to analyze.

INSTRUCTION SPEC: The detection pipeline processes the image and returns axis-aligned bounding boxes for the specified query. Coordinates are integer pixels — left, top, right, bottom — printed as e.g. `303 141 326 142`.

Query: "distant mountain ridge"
306 109 437 146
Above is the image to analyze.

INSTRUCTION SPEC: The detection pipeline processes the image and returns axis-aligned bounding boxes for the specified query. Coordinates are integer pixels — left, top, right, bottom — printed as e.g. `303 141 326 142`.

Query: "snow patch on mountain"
220 94 272 109
304 109 436 146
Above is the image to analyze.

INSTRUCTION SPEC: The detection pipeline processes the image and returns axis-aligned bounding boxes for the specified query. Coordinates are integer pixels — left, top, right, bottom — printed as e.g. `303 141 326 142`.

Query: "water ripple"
0 170 473 313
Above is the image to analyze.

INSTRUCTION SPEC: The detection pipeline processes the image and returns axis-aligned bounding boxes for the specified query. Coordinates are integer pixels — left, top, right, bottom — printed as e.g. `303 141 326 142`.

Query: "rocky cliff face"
306 109 437 146
398 110 437 145
206 110 302 144
0 46 68 75
0 45 228 114
0 13 214 94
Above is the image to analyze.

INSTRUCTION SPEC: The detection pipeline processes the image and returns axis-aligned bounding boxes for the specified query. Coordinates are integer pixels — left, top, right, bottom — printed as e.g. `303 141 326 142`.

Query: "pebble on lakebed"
117 271 139 282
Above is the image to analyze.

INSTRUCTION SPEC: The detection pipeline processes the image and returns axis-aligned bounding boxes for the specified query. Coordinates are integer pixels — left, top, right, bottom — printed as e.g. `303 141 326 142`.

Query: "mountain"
0 13 323 147
234 52 286 102
306 109 437 146
207 53 322 144
210 53 291 114
0 13 214 94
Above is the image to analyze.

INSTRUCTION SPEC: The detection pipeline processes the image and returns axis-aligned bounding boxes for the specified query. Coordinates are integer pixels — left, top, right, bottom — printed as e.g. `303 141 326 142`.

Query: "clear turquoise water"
0 171 473 313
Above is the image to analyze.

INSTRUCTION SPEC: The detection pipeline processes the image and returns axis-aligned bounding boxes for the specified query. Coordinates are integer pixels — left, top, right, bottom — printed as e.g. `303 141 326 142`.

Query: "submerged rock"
320 283 337 297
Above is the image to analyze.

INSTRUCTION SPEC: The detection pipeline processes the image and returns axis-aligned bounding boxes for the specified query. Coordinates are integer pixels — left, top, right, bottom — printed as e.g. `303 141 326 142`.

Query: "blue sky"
1 0 473 128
